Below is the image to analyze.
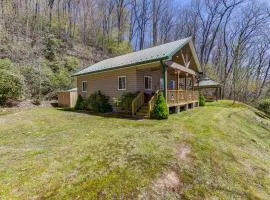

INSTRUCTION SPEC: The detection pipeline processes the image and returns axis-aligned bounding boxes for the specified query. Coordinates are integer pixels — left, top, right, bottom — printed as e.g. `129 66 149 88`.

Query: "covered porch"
162 61 199 107
132 39 201 117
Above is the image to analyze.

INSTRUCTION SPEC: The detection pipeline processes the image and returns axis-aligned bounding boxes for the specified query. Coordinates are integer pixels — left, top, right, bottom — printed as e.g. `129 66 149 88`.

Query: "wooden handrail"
165 89 185 92
193 90 199 101
167 90 199 105
147 90 159 118
132 91 144 116
131 90 199 117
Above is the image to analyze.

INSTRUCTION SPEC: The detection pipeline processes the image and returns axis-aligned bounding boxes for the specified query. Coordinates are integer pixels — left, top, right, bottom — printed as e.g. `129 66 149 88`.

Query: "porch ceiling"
165 61 196 76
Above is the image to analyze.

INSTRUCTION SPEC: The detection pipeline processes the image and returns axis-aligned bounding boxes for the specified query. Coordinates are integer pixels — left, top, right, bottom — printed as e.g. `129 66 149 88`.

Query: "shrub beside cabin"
59 37 202 117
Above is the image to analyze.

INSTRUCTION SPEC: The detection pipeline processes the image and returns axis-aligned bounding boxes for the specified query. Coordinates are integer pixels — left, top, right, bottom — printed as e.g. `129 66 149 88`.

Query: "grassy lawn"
0 101 269 199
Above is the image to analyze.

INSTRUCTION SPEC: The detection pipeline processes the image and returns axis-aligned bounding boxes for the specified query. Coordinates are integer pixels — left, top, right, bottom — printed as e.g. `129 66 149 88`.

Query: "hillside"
0 7 132 105
0 33 124 105
1 0 270 106
0 101 269 199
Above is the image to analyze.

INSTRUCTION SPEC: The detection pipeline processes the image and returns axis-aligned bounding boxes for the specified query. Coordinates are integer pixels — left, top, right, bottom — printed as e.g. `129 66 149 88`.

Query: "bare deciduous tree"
0 0 269 102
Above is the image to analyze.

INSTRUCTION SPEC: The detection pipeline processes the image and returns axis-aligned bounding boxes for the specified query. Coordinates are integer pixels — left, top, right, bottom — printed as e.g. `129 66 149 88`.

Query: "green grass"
175 101 270 199
0 101 269 199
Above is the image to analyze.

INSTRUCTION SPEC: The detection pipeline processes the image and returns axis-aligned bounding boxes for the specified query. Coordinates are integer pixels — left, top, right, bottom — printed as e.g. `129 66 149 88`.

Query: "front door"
144 76 152 92
169 80 176 90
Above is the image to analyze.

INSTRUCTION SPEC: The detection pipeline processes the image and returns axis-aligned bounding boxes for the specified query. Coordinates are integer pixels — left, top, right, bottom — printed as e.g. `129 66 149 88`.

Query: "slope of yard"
0 101 269 199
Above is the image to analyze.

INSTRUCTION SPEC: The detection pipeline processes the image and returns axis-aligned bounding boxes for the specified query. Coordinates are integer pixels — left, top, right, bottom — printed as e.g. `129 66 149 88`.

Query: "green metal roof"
73 37 192 76
197 77 221 87
68 88 77 92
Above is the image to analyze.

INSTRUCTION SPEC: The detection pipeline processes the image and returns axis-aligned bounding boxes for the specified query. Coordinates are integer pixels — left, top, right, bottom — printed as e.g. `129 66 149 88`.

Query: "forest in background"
0 0 270 105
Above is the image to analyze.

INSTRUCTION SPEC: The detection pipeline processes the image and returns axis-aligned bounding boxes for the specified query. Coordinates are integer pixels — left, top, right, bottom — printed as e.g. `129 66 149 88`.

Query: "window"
144 76 152 90
82 81 87 92
118 76 126 90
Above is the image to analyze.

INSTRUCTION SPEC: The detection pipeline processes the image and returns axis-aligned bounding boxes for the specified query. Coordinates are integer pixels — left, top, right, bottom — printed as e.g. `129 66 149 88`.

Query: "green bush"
150 93 169 120
20 56 77 100
0 58 12 70
63 56 80 72
0 96 7 106
44 34 66 62
20 65 49 98
86 91 112 113
50 69 72 90
108 40 133 55
74 94 85 110
112 97 121 109
32 98 41 105
257 99 270 116
119 92 138 112
199 95 206 106
47 59 63 73
45 34 57 61
0 69 23 105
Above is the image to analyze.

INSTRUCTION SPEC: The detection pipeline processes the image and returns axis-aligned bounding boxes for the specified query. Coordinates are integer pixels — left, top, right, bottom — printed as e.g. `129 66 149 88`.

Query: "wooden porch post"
184 73 187 90
161 61 167 101
185 73 188 101
177 71 180 90
192 75 194 101
216 87 218 101
177 71 180 103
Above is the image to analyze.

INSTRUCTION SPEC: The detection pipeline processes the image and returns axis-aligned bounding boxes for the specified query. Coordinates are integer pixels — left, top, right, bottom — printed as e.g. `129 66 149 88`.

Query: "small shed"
57 88 78 108
196 77 222 101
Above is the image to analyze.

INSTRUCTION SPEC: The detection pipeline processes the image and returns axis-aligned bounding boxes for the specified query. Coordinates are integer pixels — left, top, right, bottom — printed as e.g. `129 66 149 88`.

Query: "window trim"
144 75 152 90
82 81 88 92
118 76 127 90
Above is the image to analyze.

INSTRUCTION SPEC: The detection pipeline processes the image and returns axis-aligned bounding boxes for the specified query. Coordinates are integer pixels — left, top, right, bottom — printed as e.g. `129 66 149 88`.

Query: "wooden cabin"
72 37 201 117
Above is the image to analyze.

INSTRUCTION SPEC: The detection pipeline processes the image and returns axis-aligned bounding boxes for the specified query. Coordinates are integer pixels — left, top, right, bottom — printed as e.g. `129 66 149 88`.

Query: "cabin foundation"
175 105 180 113
170 101 199 114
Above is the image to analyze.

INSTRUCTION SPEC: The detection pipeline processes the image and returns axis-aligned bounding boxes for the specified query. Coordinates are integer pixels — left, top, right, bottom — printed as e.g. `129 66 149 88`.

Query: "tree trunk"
152 0 157 46
257 60 270 98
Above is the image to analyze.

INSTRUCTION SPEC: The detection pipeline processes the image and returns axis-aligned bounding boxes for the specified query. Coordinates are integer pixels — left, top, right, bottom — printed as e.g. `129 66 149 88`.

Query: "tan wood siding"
70 92 78 107
57 91 78 108
136 65 162 92
76 59 196 106
77 67 138 103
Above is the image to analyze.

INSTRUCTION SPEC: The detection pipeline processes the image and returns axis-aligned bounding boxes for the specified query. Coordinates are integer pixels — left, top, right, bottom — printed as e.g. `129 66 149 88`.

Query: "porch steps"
134 103 149 119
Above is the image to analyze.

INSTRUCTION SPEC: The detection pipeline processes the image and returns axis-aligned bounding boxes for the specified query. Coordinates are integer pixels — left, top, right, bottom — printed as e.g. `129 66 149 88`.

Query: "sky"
177 0 192 4
175 0 270 6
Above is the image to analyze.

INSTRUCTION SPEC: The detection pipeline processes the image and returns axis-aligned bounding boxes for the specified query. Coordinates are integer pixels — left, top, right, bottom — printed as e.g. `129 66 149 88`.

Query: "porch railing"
193 90 199 101
148 90 159 118
167 90 199 105
132 91 144 116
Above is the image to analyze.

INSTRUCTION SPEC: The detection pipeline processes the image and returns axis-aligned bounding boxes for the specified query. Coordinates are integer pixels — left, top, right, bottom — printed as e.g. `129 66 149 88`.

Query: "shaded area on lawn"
57 107 137 120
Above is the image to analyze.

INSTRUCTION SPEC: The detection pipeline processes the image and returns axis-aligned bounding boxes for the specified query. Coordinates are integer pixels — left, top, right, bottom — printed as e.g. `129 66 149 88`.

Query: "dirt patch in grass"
176 143 191 161
145 141 192 198
143 168 182 199
153 170 181 191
